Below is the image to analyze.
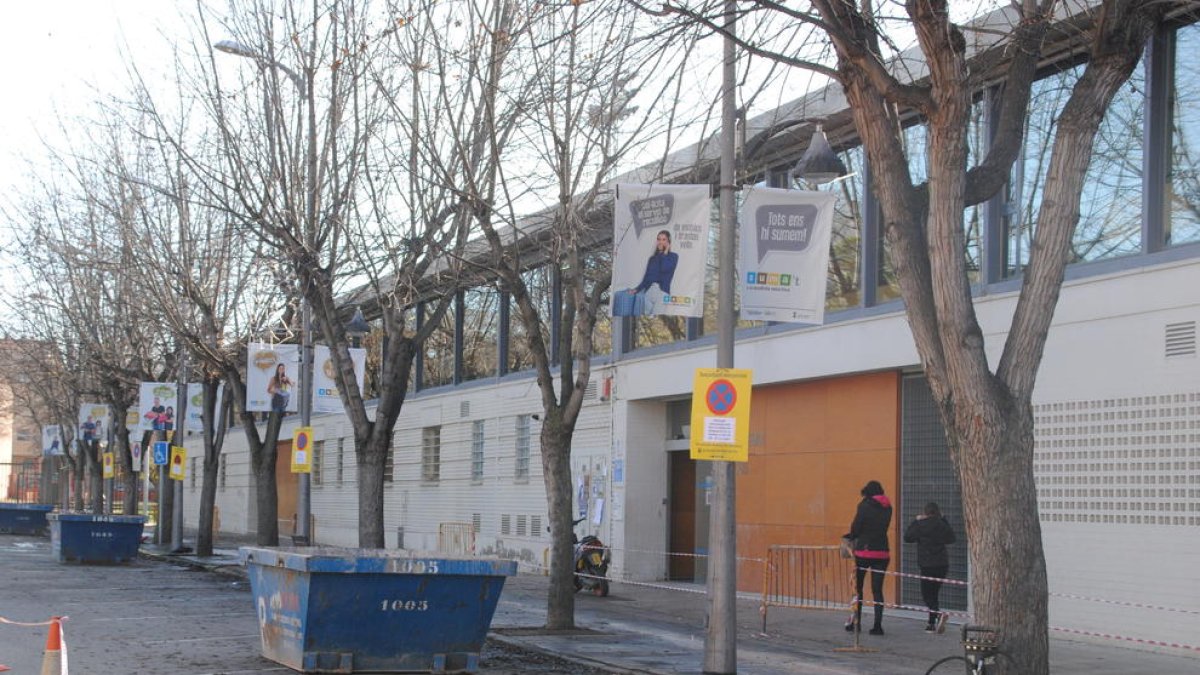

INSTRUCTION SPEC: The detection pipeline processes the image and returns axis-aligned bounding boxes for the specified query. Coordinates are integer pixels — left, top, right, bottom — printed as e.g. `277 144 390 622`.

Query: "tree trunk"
197 454 219 556
357 430 387 549
542 422 576 630
253 437 279 546
71 452 84 511
950 393 1048 674
87 440 104 515
160 463 174 542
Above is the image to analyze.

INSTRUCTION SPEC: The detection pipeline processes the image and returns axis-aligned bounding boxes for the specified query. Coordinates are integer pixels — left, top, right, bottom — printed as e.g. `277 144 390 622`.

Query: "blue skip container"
48 513 146 564
240 547 518 673
0 503 55 535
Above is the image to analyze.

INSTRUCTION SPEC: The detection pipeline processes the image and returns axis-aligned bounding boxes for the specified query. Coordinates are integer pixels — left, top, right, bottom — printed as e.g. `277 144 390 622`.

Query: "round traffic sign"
705 379 737 415
296 433 309 451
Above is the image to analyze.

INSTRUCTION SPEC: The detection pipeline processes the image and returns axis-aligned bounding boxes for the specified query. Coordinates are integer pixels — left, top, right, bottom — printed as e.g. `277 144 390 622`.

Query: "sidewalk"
143 537 1198 675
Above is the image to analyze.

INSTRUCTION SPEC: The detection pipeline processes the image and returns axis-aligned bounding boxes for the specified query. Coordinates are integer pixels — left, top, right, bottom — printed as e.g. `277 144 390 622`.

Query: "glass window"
462 286 500 381
422 426 440 483
515 414 531 480
336 437 345 487
421 300 455 388
1011 62 1144 275
509 266 553 373
1168 24 1200 246
828 145 866 308
471 420 485 482
312 440 323 487
584 249 612 356
384 437 395 483
964 99 986 282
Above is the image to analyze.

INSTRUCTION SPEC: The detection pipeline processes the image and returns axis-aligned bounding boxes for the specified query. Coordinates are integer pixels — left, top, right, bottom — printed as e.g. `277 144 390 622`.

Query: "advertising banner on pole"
689 368 753 462
137 382 178 433
246 343 301 413
77 403 110 444
42 425 64 457
611 183 711 318
185 383 224 433
291 427 313 474
313 345 366 413
738 186 837 324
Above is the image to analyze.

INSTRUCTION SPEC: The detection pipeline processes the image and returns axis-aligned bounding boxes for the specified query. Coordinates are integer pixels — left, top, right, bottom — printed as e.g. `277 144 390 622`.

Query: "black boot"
869 606 884 635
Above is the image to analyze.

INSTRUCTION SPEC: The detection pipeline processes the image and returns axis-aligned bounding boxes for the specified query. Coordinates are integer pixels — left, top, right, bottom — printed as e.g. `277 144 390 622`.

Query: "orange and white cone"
40 616 65 675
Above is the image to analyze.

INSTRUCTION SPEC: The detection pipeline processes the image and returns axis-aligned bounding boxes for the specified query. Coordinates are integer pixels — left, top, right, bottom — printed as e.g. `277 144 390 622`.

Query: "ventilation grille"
460 400 471 418
500 514 511 535
584 380 598 399
516 515 528 537
531 515 542 537
1165 321 1196 358
472 513 482 533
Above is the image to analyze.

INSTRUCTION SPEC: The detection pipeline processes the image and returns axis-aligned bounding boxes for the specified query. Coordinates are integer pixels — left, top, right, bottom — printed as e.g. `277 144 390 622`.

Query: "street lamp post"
705 1 738 672
215 38 318 546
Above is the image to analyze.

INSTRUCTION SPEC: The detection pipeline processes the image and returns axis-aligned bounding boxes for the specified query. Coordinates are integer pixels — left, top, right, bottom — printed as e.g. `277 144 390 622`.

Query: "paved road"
4 532 1197 674
0 535 602 674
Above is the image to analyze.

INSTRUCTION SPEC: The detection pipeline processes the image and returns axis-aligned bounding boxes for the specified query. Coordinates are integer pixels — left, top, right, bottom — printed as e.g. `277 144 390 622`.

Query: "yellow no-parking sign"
689 368 752 462
102 452 115 479
292 427 313 474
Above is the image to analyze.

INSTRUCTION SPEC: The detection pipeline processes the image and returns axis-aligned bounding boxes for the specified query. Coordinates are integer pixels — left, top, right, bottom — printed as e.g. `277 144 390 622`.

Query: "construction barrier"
760 545 855 632
438 521 476 555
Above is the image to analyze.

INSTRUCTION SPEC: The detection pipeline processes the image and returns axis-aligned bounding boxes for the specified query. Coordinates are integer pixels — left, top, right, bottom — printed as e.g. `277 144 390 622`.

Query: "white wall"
185 256 1200 650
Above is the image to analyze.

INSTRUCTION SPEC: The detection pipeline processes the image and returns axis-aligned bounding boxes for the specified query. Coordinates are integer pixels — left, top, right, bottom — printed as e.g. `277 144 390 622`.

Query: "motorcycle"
571 520 610 597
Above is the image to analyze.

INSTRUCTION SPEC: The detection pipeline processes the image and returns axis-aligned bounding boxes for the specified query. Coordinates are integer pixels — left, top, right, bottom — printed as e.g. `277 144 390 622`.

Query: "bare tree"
459 1 703 628
662 1 1178 671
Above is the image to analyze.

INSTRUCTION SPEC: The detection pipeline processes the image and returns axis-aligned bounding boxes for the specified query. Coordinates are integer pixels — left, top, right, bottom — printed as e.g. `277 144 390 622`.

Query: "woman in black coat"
904 502 957 632
844 480 892 635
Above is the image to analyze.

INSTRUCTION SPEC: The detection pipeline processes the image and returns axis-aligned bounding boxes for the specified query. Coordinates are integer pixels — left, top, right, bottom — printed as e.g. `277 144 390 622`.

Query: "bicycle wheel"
925 655 972 675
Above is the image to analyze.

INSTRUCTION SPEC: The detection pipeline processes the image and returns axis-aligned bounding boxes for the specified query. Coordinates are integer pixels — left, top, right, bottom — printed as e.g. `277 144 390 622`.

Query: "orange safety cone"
40 616 63 675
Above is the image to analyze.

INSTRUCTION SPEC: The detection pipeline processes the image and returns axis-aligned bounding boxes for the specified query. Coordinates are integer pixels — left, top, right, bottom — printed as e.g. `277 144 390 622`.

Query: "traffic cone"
40 616 63 675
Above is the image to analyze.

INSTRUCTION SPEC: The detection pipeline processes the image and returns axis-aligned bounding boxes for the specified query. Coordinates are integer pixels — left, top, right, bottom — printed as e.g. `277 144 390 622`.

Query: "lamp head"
794 125 848 186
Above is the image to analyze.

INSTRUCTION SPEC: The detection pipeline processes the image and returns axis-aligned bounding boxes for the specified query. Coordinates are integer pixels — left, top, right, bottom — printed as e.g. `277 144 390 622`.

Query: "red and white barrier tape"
853 566 1199 616
1049 625 1200 653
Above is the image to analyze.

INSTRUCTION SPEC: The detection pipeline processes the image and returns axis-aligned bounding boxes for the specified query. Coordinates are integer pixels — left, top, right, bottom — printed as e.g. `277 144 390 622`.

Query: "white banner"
42 425 64 456
738 187 837 324
77 402 110 444
137 382 178 433
612 184 711 318
313 345 367 413
246 343 301 413
186 382 225 432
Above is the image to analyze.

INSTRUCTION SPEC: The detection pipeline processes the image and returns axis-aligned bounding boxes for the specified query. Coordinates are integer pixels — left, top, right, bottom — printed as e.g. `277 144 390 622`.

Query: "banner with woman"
611 184 711 318
246 343 301 413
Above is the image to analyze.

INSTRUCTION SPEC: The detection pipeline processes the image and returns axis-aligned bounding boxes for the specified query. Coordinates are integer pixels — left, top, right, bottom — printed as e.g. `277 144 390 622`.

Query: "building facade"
183 9 1200 654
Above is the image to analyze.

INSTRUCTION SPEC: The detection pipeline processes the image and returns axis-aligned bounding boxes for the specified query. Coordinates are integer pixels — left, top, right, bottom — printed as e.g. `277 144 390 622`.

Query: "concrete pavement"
142 535 1199 675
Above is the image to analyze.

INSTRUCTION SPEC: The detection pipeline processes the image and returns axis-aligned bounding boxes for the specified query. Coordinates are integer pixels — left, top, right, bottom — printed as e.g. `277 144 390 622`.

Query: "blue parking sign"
153 441 169 466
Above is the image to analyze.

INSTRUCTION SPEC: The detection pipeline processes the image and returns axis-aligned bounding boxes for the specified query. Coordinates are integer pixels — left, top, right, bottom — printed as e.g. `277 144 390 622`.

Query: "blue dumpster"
240 547 518 673
0 503 54 535
48 513 145 564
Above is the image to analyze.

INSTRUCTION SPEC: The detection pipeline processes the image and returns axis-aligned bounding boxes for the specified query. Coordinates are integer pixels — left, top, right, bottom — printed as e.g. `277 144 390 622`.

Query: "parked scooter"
571 518 610 596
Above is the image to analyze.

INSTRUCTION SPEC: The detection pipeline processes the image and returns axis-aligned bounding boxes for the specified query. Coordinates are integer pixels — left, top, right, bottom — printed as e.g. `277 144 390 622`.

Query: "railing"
760 545 855 632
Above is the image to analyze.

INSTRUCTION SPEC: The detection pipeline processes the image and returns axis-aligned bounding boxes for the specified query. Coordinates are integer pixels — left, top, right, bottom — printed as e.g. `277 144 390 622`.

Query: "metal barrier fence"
438 521 476 555
1 461 46 504
760 545 855 632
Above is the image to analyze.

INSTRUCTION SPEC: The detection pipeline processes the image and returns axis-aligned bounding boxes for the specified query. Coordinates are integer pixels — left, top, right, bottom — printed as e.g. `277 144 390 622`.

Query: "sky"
0 1 194 292
0 1 191 186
